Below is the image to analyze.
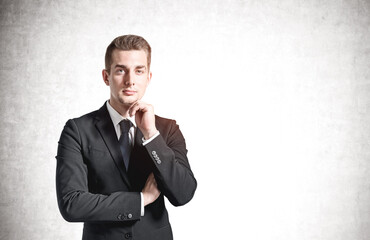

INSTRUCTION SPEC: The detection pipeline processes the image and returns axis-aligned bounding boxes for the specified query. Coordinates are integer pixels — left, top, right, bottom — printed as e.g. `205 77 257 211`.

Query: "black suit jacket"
56 103 197 240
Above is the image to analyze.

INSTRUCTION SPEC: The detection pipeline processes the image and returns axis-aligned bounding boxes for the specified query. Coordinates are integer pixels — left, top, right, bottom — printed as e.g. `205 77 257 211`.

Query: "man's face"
103 49 151 110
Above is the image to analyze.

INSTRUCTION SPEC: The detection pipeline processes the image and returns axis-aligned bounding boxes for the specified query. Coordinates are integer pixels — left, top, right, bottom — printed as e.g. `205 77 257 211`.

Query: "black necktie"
119 119 132 170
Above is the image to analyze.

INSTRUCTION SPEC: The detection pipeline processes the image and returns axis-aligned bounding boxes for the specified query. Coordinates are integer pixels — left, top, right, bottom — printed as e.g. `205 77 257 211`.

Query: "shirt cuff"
142 131 160 146
140 192 145 216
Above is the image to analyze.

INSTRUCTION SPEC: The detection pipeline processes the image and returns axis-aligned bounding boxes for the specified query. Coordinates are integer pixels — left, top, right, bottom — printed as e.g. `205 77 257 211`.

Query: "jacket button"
125 232 132 239
156 159 161 164
152 151 156 155
127 213 132 219
117 214 122 220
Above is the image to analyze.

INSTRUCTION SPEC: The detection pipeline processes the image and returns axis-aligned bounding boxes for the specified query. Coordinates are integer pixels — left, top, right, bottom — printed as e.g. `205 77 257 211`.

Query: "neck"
108 99 130 118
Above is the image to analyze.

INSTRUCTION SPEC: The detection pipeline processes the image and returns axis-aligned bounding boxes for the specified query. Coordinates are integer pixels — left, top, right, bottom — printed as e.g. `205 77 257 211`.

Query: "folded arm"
56 119 142 222
144 120 197 206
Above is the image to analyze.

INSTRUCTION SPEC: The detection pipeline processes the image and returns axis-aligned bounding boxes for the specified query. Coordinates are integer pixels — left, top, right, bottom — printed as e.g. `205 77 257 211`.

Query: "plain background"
1 0 369 239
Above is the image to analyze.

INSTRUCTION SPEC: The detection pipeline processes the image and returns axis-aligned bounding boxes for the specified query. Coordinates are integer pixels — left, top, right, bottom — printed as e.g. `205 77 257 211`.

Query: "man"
56 35 197 240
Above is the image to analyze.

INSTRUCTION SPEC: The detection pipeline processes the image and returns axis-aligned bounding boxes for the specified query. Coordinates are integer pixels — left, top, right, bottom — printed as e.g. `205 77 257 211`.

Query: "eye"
116 69 125 74
136 69 144 74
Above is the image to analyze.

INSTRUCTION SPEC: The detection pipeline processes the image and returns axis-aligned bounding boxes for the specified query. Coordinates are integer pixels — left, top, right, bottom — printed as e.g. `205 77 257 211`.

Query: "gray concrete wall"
1 0 369 239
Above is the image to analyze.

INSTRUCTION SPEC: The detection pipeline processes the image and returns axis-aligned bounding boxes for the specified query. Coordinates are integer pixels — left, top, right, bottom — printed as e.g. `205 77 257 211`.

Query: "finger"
149 174 158 186
147 173 154 182
128 102 139 116
144 173 152 186
129 102 148 117
153 179 157 187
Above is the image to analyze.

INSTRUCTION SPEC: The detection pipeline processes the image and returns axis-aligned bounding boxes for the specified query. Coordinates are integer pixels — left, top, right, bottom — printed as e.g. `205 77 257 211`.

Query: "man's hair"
105 34 151 72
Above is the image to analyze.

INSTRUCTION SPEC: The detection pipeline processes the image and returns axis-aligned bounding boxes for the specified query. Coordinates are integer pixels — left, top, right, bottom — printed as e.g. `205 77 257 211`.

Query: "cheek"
138 83 148 92
111 78 122 88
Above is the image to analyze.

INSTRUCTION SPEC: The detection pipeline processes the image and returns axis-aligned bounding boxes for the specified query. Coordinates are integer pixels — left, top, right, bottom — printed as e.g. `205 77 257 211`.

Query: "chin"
119 97 137 105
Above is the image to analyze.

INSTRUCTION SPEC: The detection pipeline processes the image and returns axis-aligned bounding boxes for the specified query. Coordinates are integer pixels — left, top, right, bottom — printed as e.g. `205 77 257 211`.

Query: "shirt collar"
106 100 136 127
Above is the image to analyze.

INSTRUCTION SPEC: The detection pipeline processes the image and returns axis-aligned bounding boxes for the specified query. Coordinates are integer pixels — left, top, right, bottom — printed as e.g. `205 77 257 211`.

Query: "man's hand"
128 101 158 140
142 173 161 206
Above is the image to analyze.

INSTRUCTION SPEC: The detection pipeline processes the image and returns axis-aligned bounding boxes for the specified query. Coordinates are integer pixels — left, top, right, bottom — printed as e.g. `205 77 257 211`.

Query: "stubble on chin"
118 96 136 107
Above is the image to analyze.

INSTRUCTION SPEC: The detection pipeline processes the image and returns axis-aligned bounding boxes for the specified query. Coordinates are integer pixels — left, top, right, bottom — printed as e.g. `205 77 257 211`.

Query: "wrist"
143 129 158 140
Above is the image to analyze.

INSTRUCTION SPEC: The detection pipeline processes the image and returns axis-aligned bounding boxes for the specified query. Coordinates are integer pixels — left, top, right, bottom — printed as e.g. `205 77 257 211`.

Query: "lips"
122 89 136 96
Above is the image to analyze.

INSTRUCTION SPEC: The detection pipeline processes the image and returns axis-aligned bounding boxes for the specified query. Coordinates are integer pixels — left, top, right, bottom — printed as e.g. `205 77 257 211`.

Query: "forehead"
111 49 148 67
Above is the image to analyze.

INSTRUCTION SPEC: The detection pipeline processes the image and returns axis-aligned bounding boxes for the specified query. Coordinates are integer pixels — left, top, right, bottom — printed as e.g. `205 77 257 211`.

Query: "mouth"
122 89 137 96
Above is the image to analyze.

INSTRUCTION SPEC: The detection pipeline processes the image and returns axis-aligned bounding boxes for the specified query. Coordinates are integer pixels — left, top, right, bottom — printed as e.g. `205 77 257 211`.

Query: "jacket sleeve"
56 119 141 222
144 120 197 206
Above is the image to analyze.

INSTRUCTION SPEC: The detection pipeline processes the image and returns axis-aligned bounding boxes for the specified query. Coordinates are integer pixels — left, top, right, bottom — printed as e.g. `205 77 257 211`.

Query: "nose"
124 71 134 86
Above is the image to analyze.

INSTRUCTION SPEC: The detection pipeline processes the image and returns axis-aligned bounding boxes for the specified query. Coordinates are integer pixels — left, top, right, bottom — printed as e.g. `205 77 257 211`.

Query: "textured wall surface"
0 0 369 239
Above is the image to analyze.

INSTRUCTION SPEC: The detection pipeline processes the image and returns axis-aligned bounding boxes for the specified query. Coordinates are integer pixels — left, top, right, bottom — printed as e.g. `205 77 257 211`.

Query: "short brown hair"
105 35 151 72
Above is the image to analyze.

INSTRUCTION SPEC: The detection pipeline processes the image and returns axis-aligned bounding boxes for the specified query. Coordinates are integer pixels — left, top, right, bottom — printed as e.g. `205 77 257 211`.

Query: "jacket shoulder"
155 115 177 129
154 115 184 138
69 104 107 126
72 109 100 122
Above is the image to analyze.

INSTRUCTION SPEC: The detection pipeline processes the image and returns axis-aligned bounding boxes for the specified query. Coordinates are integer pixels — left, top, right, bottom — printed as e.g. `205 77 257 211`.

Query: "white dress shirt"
106 101 160 216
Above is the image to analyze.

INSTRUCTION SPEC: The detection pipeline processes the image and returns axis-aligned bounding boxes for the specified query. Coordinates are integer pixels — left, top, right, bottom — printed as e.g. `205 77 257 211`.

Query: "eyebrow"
114 64 146 69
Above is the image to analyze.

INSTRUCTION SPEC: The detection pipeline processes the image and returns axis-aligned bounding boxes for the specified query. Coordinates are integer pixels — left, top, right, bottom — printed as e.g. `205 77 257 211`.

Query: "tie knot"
119 119 132 134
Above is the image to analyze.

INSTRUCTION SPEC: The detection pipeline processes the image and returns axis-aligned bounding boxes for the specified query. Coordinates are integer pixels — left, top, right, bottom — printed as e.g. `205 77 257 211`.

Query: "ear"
102 69 110 86
147 71 152 84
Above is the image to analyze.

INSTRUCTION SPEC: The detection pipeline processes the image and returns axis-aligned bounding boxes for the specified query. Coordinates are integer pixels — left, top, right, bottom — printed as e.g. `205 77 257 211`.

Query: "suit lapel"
94 104 131 189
